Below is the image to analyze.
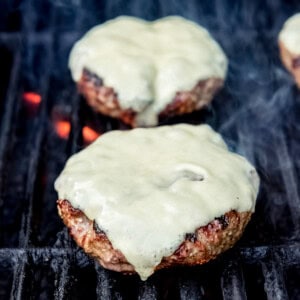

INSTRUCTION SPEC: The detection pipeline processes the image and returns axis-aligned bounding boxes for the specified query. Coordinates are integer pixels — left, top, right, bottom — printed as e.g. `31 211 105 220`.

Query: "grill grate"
1 245 300 299
1 0 300 299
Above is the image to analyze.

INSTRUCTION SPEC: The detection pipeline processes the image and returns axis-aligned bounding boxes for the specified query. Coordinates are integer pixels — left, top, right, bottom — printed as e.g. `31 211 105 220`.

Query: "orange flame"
23 92 42 105
54 121 71 139
83 126 100 144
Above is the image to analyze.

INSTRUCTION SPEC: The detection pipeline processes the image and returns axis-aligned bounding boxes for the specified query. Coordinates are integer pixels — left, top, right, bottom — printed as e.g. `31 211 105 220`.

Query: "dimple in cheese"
69 16 228 126
55 124 259 280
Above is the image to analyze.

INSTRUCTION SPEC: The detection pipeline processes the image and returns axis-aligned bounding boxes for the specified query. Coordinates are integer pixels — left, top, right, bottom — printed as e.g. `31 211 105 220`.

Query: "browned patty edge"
77 68 224 127
57 199 252 276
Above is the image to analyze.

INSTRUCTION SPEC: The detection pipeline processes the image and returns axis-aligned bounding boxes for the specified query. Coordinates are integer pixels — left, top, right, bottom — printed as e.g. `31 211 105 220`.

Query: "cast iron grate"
0 0 300 299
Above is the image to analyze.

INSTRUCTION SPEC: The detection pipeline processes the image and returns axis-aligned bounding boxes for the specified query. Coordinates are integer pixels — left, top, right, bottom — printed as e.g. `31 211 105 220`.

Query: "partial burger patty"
78 68 224 127
57 199 251 274
278 13 300 87
279 41 300 88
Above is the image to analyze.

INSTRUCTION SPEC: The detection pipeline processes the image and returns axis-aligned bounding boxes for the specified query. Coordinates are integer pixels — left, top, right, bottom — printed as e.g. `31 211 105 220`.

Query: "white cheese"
69 16 228 125
279 13 300 55
55 124 259 280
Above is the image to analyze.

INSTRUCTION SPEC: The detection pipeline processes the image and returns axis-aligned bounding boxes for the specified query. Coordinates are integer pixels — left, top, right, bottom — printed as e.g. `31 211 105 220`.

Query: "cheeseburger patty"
69 16 228 127
54 125 259 279
57 199 251 274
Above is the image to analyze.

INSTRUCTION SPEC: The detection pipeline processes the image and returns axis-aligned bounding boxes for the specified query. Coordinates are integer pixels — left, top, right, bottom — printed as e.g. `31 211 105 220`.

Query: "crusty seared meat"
57 199 251 275
78 68 136 126
279 41 300 88
77 68 224 127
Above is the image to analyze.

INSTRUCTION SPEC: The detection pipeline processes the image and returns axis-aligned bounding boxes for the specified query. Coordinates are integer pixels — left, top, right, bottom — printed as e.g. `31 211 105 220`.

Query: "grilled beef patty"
57 199 251 275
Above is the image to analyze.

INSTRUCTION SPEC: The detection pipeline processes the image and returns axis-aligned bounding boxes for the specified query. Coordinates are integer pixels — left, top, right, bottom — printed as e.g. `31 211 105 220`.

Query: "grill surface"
1 0 300 299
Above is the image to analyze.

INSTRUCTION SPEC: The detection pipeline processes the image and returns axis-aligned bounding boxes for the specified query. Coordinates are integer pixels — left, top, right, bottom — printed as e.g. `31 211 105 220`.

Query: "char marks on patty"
78 68 223 127
57 199 252 276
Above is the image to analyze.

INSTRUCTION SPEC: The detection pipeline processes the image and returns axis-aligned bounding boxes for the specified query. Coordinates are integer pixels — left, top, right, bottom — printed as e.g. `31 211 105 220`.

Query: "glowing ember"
55 121 71 139
23 92 42 105
83 126 100 144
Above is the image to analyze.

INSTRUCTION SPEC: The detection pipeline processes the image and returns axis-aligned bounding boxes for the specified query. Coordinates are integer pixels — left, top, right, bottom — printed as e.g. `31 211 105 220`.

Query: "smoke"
211 18 300 235
213 26 300 234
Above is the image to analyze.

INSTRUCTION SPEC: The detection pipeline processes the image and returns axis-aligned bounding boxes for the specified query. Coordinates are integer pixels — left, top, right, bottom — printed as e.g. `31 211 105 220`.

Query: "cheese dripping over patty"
55 124 259 280
69 16 228 126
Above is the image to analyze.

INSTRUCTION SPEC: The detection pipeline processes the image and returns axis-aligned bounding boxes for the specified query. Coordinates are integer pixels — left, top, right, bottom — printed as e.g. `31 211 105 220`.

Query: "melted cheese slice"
279 13 300 55
55 124 259 280
69 16 228 126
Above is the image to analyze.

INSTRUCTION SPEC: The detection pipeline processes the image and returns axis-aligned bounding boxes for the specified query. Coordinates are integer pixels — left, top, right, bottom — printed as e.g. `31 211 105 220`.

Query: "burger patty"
78 68 224 127
57 199 251 274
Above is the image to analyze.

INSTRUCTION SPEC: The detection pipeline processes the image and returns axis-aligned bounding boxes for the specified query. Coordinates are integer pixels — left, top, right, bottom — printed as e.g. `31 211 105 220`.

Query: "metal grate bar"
9 253 27 300
52 229 73 299
179 279 203 300
261 254 289 300
0 243 299 266
68 92 82 155
221 260 247 300
21 31 55 247
0 37 23 247
22 109 49 246
52 83 83 298
238 245 269 264
54 255 71 300
95 263 114 300
0 247 80 260
276 244 300 267
52 84 82 300
138 281 157 300
0 37 21 171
